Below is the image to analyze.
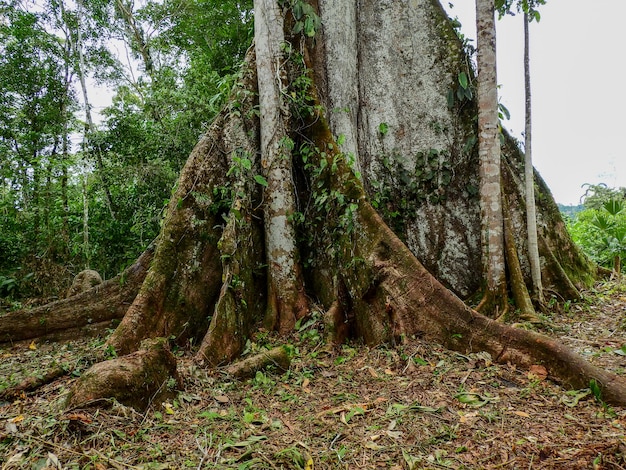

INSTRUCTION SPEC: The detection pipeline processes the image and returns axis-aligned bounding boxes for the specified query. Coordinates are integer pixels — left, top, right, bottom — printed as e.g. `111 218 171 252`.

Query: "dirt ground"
1 281 625 469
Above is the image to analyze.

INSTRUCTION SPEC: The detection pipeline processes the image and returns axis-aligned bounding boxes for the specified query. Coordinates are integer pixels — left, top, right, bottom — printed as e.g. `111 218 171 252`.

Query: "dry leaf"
64 413 93 424
512 410 530 418
367 367 379 378
528 365 548 381
28 341 37 350
214 395 229 404
386 429 403 439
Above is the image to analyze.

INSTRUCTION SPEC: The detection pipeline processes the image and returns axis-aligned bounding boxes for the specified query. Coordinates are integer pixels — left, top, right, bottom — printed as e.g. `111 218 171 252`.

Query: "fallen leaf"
367 367 379 378
6 453 24 465
28 341 37 350
64 413 93 424
222 435 267 449
528 365 548 381
512 410 530 418
214 395 229 404
458 411 479 424
5 421 17 434
9 415 24 423
47 452 61 469
402 449 421 470
386 430 403 439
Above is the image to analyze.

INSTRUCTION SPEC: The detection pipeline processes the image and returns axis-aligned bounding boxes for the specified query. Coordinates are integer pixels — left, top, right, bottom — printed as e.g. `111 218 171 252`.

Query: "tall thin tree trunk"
475 0 507 316
254 0 308 332
70 0 117 221
82 173 90 269
524 12 543 304
60 132 71 255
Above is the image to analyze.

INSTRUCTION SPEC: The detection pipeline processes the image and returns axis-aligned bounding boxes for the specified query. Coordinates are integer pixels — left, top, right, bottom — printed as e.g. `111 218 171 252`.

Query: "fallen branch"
0 365 68 400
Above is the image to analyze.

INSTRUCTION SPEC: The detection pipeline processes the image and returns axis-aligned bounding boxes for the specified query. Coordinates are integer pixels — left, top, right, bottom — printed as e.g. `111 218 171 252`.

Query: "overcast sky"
444 1 626 205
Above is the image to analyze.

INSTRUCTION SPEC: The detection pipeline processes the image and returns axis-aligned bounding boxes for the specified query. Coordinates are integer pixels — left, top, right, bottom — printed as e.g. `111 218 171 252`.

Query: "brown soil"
1 282 625 469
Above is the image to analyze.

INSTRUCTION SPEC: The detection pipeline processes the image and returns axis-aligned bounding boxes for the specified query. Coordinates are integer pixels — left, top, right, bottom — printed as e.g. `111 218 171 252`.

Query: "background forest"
0 0 624 305
0 0 253 301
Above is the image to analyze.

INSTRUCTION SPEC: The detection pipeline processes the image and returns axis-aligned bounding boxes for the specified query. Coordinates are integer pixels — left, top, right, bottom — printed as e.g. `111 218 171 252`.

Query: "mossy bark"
66 338 181 411
194 56 267 366
105 131 228 355
295 109 626 405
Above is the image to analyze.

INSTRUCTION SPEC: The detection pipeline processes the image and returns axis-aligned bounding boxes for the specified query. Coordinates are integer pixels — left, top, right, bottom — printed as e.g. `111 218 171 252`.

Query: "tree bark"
524 12 544 304
225 346 291 379
475 0 507 315
66 338 180 411
254 0 309 333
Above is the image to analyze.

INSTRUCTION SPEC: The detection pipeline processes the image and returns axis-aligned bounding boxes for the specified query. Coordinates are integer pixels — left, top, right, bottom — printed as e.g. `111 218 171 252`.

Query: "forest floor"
1 281 626 469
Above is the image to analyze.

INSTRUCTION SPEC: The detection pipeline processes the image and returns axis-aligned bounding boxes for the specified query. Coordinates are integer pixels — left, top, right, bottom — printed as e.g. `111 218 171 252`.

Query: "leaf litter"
1 281 625 469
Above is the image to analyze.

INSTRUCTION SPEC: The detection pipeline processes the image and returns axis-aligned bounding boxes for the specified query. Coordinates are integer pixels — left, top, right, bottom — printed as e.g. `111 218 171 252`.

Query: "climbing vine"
279 0 321 37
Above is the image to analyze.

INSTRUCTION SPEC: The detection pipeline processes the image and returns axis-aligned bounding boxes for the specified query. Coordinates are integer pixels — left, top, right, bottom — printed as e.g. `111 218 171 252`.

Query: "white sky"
445 1 626 205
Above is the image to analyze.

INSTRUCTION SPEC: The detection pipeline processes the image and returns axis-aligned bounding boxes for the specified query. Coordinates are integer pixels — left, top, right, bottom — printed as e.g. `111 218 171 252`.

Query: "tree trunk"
69 0 117 221
9 0 623 406
475 0 507 316
524 12 544 304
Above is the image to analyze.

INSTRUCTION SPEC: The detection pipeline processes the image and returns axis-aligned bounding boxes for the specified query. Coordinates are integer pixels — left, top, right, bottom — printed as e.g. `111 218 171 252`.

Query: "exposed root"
66 338 181 412
224 346 291 379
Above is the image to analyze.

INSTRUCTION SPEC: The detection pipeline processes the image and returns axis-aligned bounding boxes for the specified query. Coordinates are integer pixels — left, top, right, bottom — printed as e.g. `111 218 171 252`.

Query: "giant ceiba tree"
3 0 625 406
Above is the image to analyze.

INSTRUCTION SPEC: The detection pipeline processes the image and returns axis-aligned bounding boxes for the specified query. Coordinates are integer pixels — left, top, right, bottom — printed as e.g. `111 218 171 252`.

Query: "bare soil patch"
1 282 626 469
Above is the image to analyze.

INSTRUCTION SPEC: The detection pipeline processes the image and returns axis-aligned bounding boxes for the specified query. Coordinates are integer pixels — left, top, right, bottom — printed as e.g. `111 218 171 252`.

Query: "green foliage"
0 274 18 298
281 0 321 37
0 0 255 292
495 0 546 21
370 148 459 235
567 185 626 272
579 184 626 210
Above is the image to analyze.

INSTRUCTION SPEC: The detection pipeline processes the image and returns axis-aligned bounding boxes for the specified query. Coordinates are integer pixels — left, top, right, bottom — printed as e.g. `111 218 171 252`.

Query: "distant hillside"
558 204 584 218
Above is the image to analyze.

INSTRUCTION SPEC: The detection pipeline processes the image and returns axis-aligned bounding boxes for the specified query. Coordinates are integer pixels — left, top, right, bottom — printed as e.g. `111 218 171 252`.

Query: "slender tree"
496 0 546 306
475 0 507 316
523 10 543 303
